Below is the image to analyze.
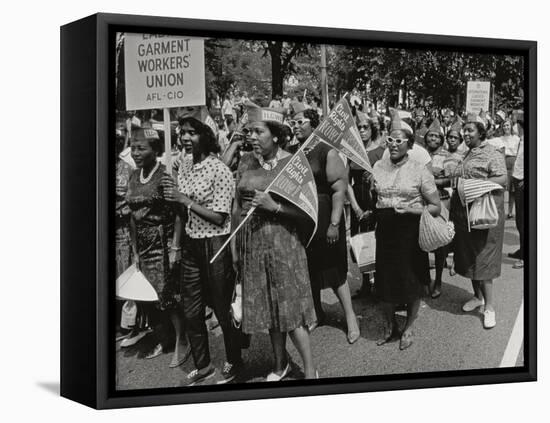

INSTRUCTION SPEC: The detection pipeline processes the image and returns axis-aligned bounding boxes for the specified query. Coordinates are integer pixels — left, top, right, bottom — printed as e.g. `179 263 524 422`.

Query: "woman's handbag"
230 273 242 328
469 193 499 229
418 205 455 252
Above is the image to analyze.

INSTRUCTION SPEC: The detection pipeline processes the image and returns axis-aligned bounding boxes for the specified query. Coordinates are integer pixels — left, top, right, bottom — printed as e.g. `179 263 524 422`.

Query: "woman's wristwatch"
330 221 340 227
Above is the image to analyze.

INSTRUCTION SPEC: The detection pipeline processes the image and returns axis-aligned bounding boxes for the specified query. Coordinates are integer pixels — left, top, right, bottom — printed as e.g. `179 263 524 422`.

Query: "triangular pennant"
267 150 318 246
310 99 372 172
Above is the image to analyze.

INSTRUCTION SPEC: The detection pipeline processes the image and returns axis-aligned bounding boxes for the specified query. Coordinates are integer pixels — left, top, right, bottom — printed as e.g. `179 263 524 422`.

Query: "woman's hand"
327 224 339 245
360 209 372 221
394 204 409 214
251 190 278 212
353 206 365 219
169 249 181 268
161 174 181 202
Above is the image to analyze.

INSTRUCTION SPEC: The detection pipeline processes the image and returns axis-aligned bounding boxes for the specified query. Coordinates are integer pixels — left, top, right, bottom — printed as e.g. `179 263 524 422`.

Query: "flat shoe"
376 328 399 346
431 289 441 299
399 332 413 350
266 361 290 382
347 330 360 344
169 345 191 368
145 343 163 359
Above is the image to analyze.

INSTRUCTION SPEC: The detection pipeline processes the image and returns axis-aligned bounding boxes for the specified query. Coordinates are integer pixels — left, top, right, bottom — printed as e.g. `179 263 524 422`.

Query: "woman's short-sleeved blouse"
177 154 234 239
373 155 437 209
451 141 507 180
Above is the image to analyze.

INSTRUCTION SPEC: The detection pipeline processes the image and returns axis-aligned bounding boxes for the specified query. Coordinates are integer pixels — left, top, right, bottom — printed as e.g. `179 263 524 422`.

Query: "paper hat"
176 106 219 135
116 264 159 302
426 118 443 135
457 178 504 206
356 111 369 125
133 128 160 142
290 101 308 116
466 112 485 126
389 108 413 135
449 118 463 134
244 101 284 124
367 108 380 119
496 110 506 121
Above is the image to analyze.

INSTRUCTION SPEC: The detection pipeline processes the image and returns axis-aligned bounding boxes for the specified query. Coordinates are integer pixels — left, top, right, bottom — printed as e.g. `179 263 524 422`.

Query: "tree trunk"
270 42 284 97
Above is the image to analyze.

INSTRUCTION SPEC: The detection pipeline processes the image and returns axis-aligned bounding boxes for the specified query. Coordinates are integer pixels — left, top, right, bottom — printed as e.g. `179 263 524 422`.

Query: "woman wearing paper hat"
372 109 441 350
292 107 361 345
347 111 385 298
162 115 244 385
424 118 452 298
126 128 190 367
448 117 507 329
231 106 318 380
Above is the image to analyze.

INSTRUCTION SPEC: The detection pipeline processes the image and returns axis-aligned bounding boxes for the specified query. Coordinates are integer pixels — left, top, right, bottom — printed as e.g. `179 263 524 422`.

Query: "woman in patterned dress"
450 120 507 329
372 112 441 350
424 119 451 299
162 116 243 386
291 107 360 344
231 111 318 380
126 128 189 368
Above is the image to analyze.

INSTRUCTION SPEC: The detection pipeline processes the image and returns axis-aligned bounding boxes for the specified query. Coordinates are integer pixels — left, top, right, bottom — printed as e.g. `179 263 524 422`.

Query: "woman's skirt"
237 214 316 334
115 222 132 278
374 208 428 304
306 193 348 289
450 190 505 280
136 224 180 311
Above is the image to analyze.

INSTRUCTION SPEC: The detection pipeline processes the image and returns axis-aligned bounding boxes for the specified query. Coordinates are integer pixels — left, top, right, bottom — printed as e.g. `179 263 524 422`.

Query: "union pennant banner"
308 99 373 172
267 150 318 245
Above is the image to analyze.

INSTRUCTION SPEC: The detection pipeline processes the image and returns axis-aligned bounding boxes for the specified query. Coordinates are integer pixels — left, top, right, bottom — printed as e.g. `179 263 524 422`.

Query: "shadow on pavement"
423 281 477 317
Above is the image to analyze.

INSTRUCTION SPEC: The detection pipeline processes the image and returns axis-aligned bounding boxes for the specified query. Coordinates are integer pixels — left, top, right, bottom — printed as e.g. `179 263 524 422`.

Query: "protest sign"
210 150 319 263
310 99 373 172
466 81 491 115
124 34 205 111
268 150 318 245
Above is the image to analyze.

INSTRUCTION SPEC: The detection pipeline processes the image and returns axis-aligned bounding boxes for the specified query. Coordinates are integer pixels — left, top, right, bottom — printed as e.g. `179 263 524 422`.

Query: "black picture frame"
60 12 537 409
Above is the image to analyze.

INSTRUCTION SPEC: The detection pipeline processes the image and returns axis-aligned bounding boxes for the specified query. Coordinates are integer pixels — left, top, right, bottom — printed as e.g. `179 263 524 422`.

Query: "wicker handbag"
418 205 455 252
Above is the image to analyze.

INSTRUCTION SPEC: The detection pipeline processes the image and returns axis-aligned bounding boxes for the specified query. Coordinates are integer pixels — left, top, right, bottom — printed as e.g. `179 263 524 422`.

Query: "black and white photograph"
113 30 528 390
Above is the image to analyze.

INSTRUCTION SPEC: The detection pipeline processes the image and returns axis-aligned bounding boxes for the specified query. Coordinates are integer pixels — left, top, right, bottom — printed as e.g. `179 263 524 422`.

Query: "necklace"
258 148 284 171
140 161 160 184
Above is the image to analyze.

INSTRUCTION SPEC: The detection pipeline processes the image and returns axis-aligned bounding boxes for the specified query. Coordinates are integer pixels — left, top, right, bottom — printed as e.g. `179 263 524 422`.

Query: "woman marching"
161 114 244 386
450 116 507 329
373 110 441 350
291 103 361 344
126 128 190 368
347 111 385 298
231 106 317 380
424 118 451 299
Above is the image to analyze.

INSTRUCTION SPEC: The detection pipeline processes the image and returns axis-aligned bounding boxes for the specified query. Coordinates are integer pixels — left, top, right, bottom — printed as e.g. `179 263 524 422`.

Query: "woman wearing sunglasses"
372 109 441 350
231 108 318 380
292 105 360 344
347 111 385 298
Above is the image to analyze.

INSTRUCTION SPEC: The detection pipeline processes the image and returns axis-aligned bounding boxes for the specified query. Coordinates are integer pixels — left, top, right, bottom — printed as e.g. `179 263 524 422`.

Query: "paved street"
116 216 523 390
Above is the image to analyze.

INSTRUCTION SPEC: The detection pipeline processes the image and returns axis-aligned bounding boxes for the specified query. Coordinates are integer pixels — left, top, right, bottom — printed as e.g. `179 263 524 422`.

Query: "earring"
273 137 278 143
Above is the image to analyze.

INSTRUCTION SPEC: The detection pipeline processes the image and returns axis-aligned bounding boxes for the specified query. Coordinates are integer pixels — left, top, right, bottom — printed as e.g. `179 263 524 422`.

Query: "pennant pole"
163 108 172 173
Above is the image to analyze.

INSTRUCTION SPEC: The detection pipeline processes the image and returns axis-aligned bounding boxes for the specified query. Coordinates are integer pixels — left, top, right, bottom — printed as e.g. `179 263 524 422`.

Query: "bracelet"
187 201 194 213
330 221 340 227
274 203 282 215
171 246 181 251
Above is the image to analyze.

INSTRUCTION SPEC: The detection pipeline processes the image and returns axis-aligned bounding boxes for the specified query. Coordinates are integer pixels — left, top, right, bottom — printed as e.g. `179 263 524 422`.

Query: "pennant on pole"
267 150 318 246
310 99 373 172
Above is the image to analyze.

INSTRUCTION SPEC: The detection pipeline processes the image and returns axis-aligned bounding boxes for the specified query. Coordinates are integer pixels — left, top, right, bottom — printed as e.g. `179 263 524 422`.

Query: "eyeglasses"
289 118 310 127
357 125 370 131
386 137 408 145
